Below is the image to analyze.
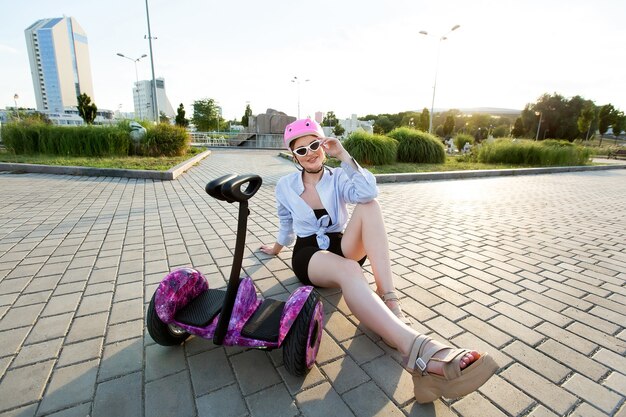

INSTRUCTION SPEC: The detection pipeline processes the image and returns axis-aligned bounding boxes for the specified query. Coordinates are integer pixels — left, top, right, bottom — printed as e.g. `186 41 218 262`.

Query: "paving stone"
295 382 354 417
65 312 108 343
145 343 187 382
321 355 370 394
535 322 597 355
37 359 98 415
458 316 513 349
0 326 31 358
145 370 195 417
592 348 626 374
109 298 144 326
478 374 534 416
0 303 45 331
361 355 415 405
452 392 508 417
97 337 142 381
501 363 576 415
57 337 103 368
25 312 73 344
526 404 559 417
196 384 248 417
277 364 326 396
538 339 609 381
603 371 626 397
0 403 38 417
245 383 298 417
0 359 54 412
230 349 281 396
93 371 142 417
188 348 236 396
340 334 384 365
563 373 622 415
342 381 404 417
104 319 143 344
11 338 63 369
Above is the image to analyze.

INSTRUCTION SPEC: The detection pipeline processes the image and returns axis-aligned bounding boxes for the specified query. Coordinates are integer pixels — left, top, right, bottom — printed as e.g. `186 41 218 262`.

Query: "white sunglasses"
292 140 322 156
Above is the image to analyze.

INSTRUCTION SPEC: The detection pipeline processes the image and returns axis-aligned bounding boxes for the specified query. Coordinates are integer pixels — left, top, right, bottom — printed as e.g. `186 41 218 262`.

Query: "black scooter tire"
147 292 190 346
283 292 322 376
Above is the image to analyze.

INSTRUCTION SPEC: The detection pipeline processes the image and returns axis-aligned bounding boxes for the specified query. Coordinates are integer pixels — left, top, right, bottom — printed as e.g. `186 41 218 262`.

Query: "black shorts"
292 232 367 286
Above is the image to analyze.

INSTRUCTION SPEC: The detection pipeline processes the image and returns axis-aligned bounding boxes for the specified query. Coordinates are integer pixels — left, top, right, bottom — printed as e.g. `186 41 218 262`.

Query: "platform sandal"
403 334 499 404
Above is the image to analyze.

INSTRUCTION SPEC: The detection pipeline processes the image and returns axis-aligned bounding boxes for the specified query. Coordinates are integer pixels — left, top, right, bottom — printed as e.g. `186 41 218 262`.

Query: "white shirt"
275 160 378 249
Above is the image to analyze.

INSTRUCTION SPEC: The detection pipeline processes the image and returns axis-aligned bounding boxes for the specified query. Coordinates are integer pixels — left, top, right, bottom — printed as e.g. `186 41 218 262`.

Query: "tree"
443 114 455 138
77 93 97 124
333 123 345 137
241 104 252 127
598 104 616 146
372 116 394 134
577 102 596 141
175 103 189 127
511 117 525 138
612 111 625 140
159 111 170 124
322 111 339 127
418 108 430 131
192 98 220 131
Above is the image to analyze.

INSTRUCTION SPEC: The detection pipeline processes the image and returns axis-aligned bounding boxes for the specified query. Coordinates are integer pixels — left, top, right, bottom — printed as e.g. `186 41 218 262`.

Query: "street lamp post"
535 111 542 141
116 53 148 120
145 0 159 123
291 76 310 119
419 24 461 134
13 94 20 120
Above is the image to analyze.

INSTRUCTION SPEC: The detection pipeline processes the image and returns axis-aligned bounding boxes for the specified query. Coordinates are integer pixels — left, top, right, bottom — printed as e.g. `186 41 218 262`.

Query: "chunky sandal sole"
412 353 498 403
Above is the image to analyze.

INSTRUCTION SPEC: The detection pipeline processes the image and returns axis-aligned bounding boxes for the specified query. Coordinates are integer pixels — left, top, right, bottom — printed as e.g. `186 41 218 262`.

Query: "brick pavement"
0 149 625 417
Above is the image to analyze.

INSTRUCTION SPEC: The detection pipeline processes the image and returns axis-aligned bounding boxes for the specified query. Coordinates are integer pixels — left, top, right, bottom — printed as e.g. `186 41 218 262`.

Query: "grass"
0 147 204 171
326 156 551 174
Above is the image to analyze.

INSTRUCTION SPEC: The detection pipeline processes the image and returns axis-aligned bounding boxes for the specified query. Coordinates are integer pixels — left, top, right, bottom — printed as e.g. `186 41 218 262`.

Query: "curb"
278 152 626 183
0 149 212 181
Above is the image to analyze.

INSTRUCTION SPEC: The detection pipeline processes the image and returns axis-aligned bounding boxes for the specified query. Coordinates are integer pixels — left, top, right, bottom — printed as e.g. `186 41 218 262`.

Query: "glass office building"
25 17 95 112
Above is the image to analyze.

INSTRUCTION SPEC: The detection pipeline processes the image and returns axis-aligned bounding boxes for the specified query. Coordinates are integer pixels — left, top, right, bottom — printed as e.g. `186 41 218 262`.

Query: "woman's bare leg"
341 200 402 309
307 251 417 354
307 252 479 373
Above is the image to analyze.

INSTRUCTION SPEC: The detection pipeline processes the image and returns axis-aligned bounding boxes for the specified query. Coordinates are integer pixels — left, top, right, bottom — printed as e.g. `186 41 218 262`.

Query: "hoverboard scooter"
147 173 324 376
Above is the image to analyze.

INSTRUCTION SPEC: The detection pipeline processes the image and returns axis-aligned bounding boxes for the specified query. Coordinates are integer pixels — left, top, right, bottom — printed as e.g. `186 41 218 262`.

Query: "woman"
260 118 497 403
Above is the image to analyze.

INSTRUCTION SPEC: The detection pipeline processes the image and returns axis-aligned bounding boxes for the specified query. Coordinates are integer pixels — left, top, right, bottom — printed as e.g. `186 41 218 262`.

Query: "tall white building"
24 17 95 113
134 78 175 121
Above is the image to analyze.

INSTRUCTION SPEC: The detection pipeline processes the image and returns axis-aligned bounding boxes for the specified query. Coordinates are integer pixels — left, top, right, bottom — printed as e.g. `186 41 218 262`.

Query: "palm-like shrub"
387 127 445 163
478 139 590 166
342 131 397 165
143 124 190 156
453 133 474 151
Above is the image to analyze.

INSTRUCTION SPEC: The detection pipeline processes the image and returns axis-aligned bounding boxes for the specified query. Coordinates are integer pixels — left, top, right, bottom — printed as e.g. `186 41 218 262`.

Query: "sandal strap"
379 291 400 302
405 334 456 376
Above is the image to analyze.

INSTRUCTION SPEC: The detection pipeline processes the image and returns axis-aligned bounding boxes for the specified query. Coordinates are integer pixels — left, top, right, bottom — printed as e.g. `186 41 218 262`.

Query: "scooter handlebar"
205 173 262 203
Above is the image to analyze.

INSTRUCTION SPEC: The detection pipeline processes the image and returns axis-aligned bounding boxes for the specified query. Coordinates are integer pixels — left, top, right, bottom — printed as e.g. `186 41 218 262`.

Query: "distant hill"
437 107 522 115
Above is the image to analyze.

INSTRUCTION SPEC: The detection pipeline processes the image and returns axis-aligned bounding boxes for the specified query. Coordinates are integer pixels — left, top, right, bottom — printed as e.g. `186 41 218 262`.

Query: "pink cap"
283 118 324 149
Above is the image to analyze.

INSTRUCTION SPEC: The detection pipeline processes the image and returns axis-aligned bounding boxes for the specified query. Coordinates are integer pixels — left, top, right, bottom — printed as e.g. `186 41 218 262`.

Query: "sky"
1 0 625 121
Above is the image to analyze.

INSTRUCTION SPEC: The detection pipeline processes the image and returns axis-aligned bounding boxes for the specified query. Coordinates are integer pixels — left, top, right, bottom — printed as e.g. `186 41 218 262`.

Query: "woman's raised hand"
320 137 349 160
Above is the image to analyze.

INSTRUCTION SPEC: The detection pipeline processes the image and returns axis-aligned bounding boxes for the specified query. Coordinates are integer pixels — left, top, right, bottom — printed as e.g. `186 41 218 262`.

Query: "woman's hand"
320 137 350 161
259 243 282 256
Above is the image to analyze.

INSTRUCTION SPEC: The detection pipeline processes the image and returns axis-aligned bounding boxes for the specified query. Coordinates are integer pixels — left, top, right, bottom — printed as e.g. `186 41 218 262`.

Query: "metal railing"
190 132 285 149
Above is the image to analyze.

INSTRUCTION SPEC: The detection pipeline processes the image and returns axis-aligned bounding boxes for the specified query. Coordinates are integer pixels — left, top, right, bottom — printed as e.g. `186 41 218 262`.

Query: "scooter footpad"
241 299 285 342
175 289 226 327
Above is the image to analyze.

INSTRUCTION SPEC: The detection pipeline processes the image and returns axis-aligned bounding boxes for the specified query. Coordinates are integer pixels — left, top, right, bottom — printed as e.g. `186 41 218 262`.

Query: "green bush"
453 134 475 153
477 139 591 166
387 127 445 163
1 121 131 156
143 124 190 157
342 131 397 165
